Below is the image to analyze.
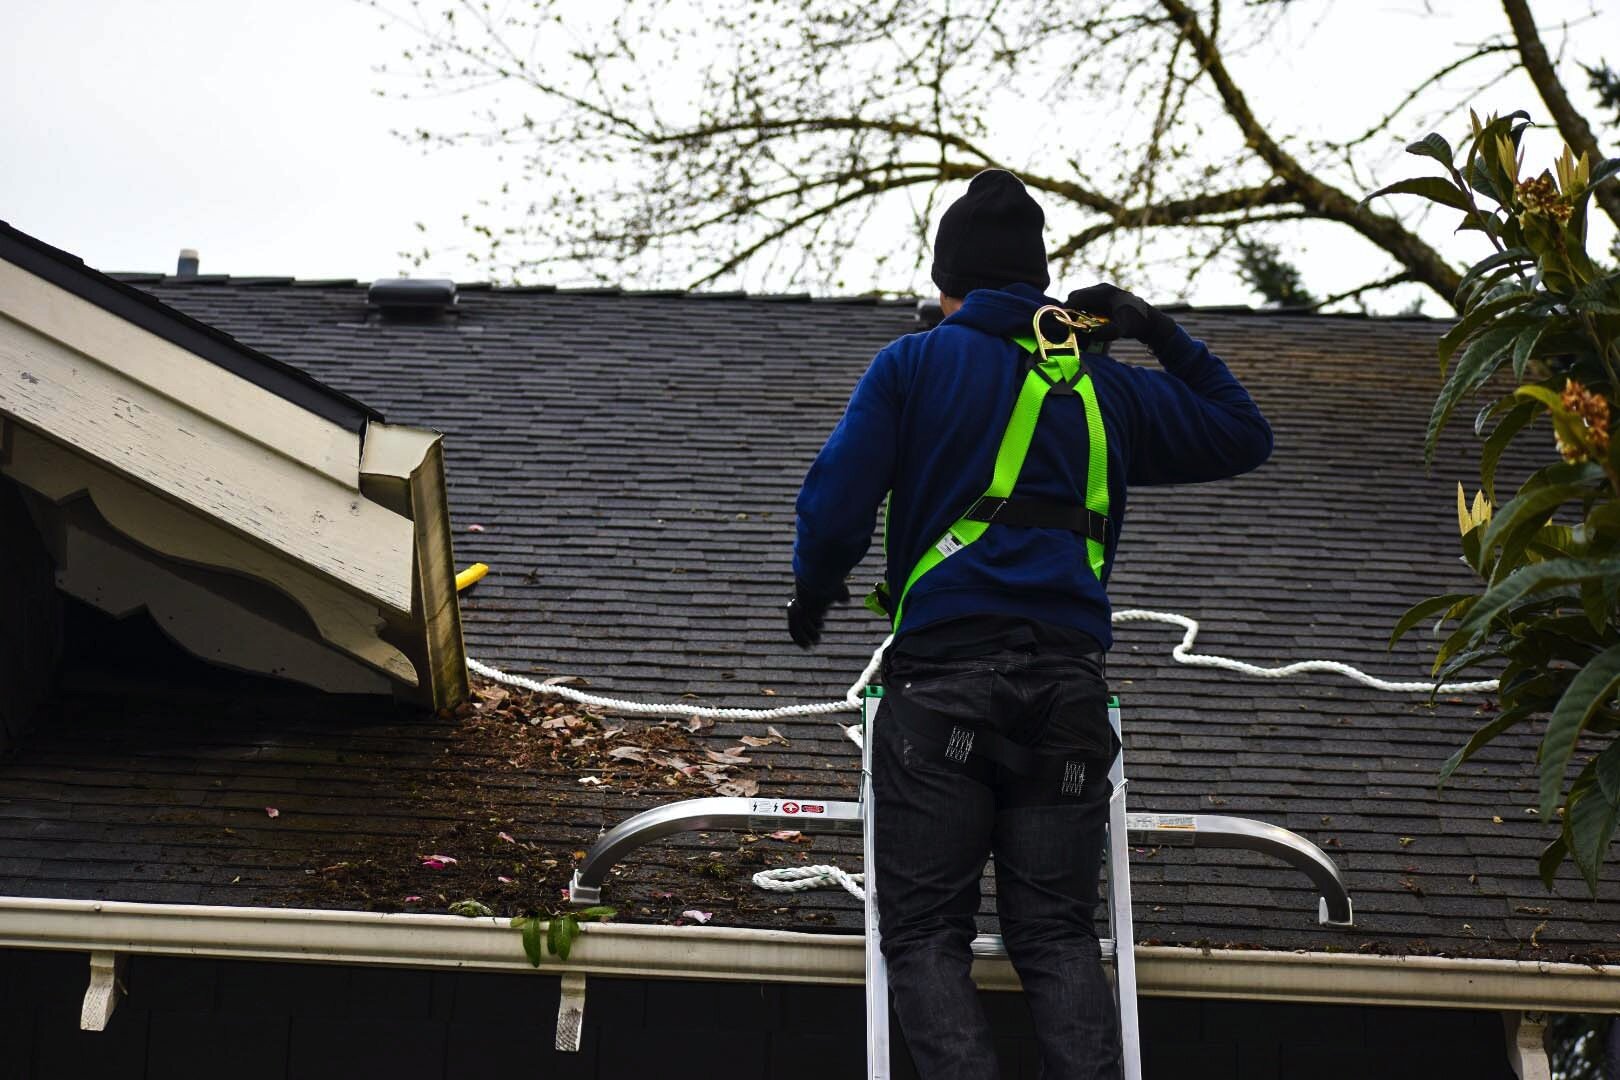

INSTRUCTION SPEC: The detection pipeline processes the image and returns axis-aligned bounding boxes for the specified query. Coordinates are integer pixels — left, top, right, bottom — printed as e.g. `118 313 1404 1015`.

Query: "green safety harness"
867 305 1113 631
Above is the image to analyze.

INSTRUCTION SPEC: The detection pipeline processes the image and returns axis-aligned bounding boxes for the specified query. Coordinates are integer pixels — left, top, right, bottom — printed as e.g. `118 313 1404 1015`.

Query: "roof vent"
176 249 199 277
915 298 943 329
368 278 457 323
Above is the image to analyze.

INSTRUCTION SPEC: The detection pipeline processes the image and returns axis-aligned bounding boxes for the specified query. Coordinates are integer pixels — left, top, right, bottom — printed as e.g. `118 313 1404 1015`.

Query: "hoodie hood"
939 283 1063 341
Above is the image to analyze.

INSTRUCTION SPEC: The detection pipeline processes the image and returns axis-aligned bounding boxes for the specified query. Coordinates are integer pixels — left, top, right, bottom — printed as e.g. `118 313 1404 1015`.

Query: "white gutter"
0 897 1614 1013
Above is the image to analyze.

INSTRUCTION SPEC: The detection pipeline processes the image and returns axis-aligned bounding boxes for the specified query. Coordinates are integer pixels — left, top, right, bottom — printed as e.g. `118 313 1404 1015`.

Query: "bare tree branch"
1501 0 1620 228
1157 0 1461 299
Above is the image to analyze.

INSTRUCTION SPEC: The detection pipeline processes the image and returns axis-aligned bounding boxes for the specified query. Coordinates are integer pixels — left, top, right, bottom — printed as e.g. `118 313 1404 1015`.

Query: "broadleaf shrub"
1375 110 1620 894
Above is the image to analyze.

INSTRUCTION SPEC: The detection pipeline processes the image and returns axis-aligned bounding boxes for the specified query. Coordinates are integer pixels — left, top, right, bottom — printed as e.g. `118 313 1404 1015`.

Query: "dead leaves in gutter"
466 678 788 799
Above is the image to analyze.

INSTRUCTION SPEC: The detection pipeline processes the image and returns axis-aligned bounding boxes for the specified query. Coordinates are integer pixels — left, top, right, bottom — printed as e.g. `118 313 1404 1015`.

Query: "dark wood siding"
0 948 1517 1078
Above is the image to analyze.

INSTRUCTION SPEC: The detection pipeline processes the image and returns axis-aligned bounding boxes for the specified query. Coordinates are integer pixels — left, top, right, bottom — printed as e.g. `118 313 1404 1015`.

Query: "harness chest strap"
883 332 1111 631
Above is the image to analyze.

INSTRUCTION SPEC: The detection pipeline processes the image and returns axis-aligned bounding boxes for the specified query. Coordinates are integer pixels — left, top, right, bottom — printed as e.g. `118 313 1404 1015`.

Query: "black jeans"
873 638 1123 1080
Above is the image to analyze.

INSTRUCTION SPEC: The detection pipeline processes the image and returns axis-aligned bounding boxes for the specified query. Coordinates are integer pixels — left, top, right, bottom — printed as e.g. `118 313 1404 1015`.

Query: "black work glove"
786 579 851 650
1065 283 1179 352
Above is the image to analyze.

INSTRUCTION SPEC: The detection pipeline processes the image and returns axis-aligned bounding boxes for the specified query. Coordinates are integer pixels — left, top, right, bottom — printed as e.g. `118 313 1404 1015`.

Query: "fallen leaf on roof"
466 523 486 532
1398 878 1424 897
572 851 587 860
608 746 648 762
767 725 788 743
601 724 624 738
497 831 515 844
265 807 280 818
685 716 714 733
1398 837 1415 847
448 899 493 917
1516 905 1551 915
577 776 606 785
769 830 803 842
704 749 751 765
699 769 731 785
716 779 759 797
1492 815 1504 824
739 735 775 747
762 688 777 696
230 875 241 884
654 891 675 899
682 910 713 924
1531 920 1548 947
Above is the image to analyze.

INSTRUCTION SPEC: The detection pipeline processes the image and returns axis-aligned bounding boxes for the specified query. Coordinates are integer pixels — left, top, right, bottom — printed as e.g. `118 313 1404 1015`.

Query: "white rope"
467 638 889 721
466 608 1494 720
1109 609 1498 694
752 864 866 898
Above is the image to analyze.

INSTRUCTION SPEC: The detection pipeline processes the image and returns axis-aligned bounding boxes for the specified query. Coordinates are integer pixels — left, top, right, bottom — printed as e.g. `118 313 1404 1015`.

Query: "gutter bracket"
1503 1010 1550 1080
80 950 124 1031
556 971 587 1053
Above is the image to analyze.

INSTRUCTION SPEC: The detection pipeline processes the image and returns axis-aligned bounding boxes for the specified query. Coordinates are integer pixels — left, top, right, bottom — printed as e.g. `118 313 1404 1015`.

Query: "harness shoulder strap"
887 332 1112 631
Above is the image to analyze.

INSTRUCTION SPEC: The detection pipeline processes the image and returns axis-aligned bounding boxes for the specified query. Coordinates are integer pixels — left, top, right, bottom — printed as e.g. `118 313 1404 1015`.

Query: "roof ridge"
109 272 1448 322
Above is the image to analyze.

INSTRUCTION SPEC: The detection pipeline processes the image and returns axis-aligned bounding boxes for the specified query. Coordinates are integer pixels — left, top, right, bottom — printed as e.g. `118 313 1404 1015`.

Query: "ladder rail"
862 689 891 1080
1107 700 1143 1080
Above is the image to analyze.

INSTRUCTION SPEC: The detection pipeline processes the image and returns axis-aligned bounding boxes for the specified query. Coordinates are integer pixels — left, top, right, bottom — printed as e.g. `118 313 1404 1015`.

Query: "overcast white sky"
3 0 1617 308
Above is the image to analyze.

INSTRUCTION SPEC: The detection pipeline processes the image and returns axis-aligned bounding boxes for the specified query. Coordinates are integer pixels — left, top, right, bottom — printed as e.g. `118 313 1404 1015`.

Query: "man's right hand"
1065 283 1178 351
786 579 851 650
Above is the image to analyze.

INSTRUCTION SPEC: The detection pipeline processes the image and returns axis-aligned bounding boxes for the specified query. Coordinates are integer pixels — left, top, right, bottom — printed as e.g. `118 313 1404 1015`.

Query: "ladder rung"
970 933 1117 962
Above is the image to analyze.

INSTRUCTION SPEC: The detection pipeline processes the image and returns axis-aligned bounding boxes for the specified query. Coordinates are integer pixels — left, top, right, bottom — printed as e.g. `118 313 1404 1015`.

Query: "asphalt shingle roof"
2 275 1616 963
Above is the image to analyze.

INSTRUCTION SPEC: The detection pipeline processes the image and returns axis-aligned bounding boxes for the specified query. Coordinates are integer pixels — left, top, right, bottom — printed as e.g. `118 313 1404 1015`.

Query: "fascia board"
0 312 413 614
0 897 1614 1014
0 259 360 487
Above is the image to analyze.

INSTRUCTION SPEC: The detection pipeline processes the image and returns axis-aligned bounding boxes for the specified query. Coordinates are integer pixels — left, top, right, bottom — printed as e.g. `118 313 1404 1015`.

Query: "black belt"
963 496 1108 545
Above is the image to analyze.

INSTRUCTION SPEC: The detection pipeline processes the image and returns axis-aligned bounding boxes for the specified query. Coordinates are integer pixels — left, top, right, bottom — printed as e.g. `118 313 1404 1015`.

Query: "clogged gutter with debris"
285 678 856 930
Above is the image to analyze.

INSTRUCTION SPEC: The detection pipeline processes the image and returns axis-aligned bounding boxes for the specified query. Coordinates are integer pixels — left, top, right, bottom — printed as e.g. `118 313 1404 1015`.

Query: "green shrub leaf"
1361 176 1472 212
1539 834 1570 891
1539 642 1620 817
554 916 580 961
1597 740 1620 804
1439 705 1536 787
1405 132 1453 165
1481 401 1538 502
1437 292 1532 366
1390 593 1475 649
521 916 543 967
1479 483 1593 564
1459 558 1620 648
1427 320 1533 459
1566 774 1620 895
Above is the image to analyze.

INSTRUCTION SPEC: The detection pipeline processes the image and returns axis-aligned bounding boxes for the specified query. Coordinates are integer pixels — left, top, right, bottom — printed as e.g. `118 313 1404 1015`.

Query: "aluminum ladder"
570 688 1355 1078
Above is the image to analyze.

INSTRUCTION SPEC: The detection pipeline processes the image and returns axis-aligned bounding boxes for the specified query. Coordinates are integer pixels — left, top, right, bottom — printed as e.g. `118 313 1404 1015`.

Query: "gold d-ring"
1032 305 1109 362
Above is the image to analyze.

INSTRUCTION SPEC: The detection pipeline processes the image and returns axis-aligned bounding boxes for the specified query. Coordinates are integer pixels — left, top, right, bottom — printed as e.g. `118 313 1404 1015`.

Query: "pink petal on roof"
682 910 713 924
497 831 516 844
264 807 280 818
420 854 458 869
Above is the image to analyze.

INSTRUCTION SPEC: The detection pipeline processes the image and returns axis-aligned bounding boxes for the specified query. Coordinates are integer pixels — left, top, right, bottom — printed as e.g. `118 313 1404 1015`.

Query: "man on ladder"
786 169 1275 1079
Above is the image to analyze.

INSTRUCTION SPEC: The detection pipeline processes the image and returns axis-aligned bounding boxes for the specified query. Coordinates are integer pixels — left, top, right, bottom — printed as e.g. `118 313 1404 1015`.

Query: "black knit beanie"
930 169 1049 297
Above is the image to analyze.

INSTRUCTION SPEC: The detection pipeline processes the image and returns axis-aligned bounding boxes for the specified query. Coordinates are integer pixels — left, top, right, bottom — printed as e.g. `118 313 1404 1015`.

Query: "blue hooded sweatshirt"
793 284 1273 650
